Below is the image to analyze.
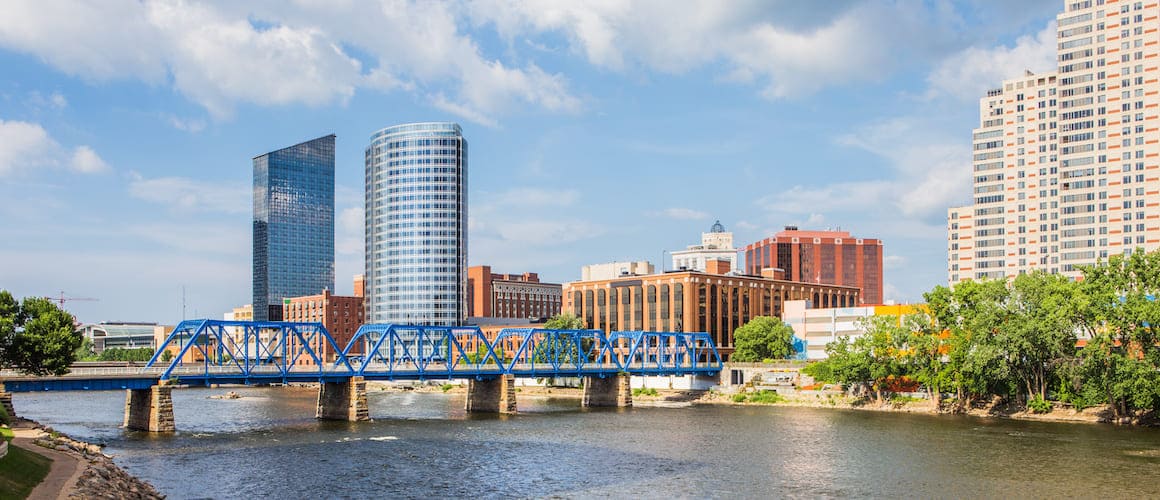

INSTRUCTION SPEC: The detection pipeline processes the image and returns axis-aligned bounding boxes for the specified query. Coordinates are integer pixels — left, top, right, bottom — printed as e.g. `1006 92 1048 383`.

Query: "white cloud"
0 119 56 175
647 207 710 221
925 21 1057 101
469 0 975 100
337 206 363 256
0 0 581 124
69 146 110 174
26 90 67 110
127 172 248 214
166 115 206 133
0 119 110 176
485 187 581 207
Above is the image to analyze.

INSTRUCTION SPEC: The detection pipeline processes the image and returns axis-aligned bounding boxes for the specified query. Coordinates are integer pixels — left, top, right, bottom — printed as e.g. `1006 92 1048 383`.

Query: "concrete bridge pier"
582 373 632 408
0 383 15 420
466 374 517 413
316 376 370 421
123 381 175 432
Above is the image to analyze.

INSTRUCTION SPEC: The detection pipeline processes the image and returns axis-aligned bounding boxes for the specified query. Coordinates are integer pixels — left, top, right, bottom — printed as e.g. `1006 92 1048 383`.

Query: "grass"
632 388 658 397
732 390 785 404
440 383 455 393
0 441 53 500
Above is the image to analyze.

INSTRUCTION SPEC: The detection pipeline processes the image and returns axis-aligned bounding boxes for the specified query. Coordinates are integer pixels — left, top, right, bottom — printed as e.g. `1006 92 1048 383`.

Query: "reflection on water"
14 386 1160 498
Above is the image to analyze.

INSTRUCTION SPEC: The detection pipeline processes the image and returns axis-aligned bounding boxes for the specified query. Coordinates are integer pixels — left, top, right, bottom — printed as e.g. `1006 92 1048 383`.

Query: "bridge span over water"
0 320 723 432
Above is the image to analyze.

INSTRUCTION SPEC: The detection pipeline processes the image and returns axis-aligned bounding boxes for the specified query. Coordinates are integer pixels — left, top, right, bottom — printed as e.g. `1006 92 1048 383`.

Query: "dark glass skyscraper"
253 134 336 321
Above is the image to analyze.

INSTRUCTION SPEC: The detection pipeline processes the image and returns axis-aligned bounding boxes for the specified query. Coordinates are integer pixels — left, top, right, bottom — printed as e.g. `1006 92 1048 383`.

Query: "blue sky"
0 0 1065 324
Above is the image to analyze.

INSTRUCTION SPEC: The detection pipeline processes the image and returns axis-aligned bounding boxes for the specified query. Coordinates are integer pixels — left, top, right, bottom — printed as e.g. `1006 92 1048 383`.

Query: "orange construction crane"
45 291 99 306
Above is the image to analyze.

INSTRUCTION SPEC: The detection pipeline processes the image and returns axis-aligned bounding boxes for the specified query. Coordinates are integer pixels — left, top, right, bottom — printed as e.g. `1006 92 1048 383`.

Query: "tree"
544 313 584 330
1077 251 1160 417
0 291 83 376
731 316 796 362
1002 271 1081 402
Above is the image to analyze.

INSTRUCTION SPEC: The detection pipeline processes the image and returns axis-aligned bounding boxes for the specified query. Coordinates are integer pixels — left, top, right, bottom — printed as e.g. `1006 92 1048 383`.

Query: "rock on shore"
26 422 164 499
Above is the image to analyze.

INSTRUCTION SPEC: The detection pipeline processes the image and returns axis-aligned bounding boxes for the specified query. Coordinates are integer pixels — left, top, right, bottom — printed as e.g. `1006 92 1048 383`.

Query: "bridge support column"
123 382 175 432
0 383 14 420
582 373 632 408
465 374 516 413
316 376 369 421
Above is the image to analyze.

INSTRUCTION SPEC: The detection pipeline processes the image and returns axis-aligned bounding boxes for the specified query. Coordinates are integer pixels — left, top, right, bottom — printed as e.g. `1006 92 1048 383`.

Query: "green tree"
0 291 83 376
1002 271 1082 402
1077 251 1160 417
925 280 1013 410
731 316 796 362
544 313 584 330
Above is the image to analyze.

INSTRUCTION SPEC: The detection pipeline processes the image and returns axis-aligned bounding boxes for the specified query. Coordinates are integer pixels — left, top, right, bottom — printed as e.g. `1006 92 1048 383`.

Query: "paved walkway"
10 426 86 500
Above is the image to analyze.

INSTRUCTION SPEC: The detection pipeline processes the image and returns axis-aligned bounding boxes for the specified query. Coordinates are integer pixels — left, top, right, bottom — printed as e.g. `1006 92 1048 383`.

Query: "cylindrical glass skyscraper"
365 123 467 325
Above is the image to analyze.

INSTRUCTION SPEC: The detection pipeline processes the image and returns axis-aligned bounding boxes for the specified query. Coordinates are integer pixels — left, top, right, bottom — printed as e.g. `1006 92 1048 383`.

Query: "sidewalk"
9 425 86 500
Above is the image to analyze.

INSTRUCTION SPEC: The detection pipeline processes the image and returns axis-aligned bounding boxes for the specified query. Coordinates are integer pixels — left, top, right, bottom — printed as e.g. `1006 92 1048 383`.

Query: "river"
13 386 1160 498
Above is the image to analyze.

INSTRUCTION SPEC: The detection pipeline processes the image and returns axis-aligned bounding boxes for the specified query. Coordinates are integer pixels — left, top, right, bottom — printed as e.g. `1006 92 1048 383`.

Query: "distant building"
781 300 924 360
365 122 467 326
78 322 171 353
581 261 654 281
467 265 562 321
282 287 365 364
225 304 253 322
253 134 336 321
670 220 738 272
563 260 860 359
743 226 884 305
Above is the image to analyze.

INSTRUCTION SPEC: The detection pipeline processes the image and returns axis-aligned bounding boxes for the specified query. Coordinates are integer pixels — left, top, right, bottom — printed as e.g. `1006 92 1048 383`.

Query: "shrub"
731 393 748 403
0 403 9 426
632 388 658 397
747 390 784 404
440 383 454 393
1028 396 1053 414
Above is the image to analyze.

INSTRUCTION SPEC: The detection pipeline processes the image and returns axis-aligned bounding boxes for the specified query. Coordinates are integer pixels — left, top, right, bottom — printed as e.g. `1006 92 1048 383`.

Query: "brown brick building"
283 288 365 364
743 226 884 305
467 266 562 320
562 260 859 358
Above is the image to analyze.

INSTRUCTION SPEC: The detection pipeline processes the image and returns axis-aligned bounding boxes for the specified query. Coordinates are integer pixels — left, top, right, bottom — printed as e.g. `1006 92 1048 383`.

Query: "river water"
13 386 1160 498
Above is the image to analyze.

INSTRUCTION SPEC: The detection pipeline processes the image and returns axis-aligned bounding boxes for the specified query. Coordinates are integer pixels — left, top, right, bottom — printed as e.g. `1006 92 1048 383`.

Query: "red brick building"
743 226 884 305
283 288 364 364
467 265 562 320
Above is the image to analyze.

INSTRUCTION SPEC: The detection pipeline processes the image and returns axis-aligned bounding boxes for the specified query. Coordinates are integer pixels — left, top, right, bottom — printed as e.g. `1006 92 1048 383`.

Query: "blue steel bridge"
1 320 723 431
4 320 723 392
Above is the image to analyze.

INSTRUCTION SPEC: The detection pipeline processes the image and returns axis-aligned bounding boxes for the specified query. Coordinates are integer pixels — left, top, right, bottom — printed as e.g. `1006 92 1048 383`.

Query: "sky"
0 0 1067 324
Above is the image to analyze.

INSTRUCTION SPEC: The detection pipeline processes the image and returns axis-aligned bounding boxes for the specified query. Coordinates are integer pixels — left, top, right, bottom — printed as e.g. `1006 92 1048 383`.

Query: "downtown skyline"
0 0 1068 323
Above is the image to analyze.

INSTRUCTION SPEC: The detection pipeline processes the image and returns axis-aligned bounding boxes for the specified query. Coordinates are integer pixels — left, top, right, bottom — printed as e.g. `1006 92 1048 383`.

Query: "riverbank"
6 418 164 499
386 381 1152 426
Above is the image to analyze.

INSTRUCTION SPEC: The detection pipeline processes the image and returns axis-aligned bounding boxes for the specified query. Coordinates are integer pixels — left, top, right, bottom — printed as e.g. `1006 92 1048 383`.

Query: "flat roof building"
563 262 860 359
744 226 884 305
467 266 562 321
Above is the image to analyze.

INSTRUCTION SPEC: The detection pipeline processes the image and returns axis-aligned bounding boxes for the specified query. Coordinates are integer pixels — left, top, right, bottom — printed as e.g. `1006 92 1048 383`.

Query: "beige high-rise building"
949 0 1160 285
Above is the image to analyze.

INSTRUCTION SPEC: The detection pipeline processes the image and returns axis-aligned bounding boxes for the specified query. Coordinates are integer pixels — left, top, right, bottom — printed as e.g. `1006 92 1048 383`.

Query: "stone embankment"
19 421 164 499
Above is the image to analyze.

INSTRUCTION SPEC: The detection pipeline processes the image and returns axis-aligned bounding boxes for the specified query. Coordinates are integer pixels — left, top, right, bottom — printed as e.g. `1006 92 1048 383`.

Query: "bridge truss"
145 321 723 384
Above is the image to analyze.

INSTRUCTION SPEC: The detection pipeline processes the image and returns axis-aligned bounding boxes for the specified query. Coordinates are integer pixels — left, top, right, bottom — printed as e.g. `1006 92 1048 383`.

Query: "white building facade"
670 220 738 272
365 123 468 325
949 0 1160 285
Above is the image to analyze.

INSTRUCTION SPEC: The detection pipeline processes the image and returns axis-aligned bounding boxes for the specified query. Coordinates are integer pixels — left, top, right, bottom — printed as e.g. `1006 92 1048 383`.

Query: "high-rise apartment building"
253 135 335 321
365 123 467 326
743 227 884 305
948 0 1160 284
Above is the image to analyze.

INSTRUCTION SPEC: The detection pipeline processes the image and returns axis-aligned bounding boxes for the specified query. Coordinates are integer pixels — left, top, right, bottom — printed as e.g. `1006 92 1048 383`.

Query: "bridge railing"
132 321 723 382
146 320 354 381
